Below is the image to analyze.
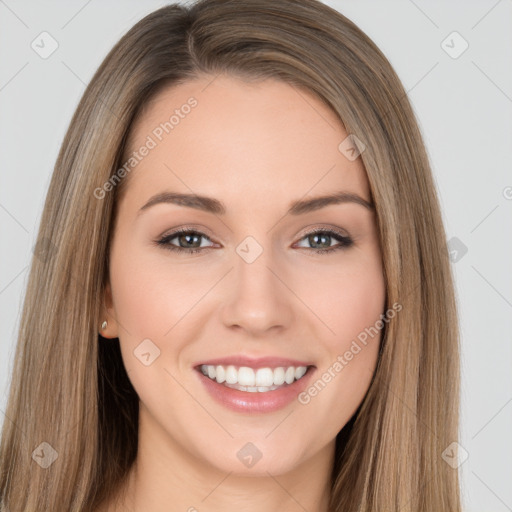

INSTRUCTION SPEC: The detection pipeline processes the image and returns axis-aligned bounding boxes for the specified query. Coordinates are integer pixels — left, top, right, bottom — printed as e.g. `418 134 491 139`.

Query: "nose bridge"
235 245 276 298
220 235 293 333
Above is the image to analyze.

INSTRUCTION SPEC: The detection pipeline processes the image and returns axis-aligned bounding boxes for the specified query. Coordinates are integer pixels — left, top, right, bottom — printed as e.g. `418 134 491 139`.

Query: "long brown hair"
0 1 461 510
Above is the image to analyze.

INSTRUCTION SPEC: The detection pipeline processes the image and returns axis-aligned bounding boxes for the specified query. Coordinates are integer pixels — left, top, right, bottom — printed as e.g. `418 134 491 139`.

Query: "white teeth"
215 365 226 383
285 367 295 384
295 366 307 380
238 366 255 386
255 368 274 387
225 365 238 384
273 367 285 385
224 383 281 392
199 363 310 390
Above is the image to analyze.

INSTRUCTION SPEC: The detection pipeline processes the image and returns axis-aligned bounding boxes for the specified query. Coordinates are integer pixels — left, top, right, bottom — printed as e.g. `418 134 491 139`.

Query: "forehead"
121 74 370 210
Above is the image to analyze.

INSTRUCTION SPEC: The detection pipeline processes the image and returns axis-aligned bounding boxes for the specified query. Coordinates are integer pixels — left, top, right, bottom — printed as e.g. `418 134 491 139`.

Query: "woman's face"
104 74 386 476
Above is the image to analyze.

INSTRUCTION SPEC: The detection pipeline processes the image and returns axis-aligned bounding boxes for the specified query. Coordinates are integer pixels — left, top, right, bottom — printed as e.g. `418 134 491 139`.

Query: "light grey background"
1 1 511 510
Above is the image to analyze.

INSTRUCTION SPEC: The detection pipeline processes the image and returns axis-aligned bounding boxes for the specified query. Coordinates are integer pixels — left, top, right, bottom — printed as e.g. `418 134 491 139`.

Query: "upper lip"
194 355 315 370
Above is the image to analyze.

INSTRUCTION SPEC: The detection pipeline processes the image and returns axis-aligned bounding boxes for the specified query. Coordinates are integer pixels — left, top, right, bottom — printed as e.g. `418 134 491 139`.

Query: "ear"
99 281 119 339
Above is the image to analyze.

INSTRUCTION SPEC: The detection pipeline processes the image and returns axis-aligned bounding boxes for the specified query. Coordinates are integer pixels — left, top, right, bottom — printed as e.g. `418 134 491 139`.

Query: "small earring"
101 320 108 331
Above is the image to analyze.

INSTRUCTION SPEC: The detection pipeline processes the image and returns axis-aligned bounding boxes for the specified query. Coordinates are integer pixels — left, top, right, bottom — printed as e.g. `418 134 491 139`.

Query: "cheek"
109 243 199 338
293 250 385 407
332 270 385 345
109 255 164 337
294 251 386 348
296 256 385 421
108 245 198 399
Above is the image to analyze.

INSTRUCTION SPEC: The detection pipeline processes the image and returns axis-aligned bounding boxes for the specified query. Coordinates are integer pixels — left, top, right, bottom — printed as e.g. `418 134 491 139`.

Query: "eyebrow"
137 190 374 217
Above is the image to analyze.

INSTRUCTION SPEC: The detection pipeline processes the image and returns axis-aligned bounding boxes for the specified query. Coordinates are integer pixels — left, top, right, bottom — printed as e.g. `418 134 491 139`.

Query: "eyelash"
155 227 353 255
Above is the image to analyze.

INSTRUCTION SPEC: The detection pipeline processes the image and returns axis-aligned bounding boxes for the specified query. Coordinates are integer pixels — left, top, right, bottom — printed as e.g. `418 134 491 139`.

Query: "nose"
219 244 295 337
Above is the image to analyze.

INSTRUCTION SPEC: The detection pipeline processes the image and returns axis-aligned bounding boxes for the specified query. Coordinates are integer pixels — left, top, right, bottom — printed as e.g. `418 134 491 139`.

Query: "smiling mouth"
196 363 314 393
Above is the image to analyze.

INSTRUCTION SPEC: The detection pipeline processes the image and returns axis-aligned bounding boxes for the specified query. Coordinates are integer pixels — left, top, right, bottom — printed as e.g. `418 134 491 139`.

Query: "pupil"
310 233 329 248
181 233 200 247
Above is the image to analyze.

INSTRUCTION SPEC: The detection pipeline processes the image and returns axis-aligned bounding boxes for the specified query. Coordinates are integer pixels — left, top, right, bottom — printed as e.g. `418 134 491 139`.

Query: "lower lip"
195 367 316 413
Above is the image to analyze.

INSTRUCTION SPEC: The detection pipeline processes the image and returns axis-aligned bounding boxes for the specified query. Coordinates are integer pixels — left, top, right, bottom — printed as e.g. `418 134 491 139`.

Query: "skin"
99 74 386 512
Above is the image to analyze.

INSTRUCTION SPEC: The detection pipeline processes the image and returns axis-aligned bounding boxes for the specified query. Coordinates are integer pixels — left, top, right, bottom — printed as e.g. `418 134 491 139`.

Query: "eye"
154 227 353 255
155 227 215 254
293 228 353 255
